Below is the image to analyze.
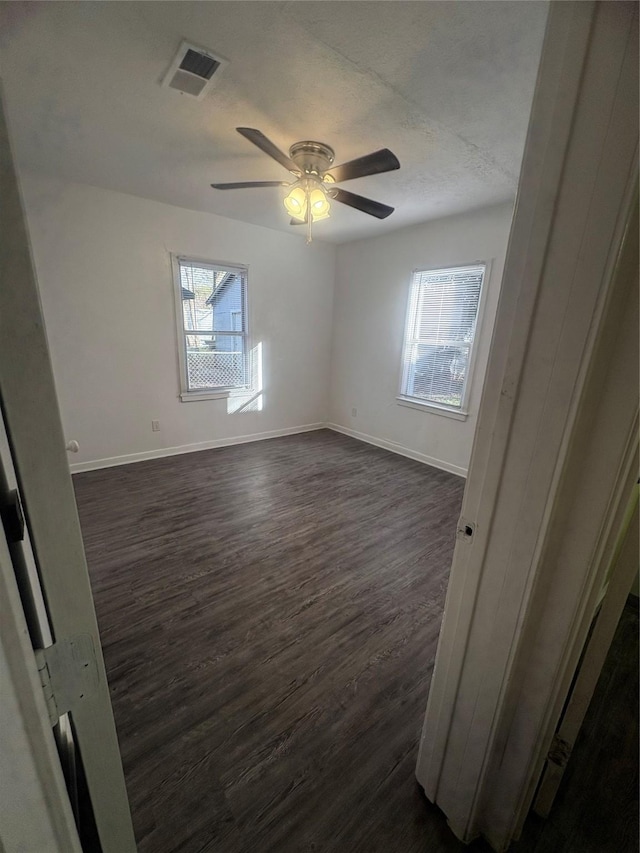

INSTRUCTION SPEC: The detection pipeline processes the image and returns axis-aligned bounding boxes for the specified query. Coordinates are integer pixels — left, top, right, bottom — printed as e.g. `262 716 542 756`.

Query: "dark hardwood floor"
73 429 639 853
74 429 470 852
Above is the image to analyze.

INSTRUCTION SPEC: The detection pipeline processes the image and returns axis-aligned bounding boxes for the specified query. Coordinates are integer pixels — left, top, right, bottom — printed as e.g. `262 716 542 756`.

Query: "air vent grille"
162 40 228 99
179 49 220 80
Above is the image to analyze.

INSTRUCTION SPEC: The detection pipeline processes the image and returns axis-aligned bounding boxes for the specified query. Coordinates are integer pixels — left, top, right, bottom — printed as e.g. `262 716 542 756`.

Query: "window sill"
180 388 251 403
396 396 469 421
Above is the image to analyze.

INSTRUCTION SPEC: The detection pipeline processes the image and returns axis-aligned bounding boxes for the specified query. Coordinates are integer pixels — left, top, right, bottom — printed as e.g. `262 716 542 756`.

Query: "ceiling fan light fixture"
284 186 307 221
309 187 330 221
214 128 399 242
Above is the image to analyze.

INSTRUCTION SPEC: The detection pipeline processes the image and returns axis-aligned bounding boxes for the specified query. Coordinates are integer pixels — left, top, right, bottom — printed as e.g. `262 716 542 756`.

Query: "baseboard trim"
326 423 468 478
70 421 468 478
69 423 325 473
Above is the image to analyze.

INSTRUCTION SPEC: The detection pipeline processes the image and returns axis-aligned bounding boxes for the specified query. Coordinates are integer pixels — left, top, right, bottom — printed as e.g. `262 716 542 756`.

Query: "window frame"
397 260 491 420
171 254 251 402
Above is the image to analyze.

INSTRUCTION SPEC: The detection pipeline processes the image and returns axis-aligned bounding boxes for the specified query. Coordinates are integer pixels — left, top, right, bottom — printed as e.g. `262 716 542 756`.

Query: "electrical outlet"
151 420 160 432
351 407 357 417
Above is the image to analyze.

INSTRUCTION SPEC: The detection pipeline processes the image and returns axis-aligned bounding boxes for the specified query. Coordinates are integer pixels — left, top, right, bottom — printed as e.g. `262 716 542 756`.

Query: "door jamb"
0 519 82 853
415 3 639 849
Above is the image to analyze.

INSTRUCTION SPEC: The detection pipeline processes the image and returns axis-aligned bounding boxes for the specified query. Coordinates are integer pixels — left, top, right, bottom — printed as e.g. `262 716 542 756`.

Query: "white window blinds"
176 258 249 393
400 264 485 411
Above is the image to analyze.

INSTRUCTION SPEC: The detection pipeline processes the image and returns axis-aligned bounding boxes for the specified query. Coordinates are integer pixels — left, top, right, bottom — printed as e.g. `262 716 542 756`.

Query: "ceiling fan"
212 127 400 242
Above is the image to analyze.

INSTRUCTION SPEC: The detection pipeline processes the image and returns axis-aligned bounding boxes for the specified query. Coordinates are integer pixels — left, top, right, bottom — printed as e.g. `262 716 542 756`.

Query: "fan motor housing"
289 141 335 176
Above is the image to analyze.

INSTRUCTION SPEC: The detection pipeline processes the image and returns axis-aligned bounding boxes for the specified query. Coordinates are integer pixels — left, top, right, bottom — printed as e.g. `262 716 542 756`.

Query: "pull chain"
306 191 313 244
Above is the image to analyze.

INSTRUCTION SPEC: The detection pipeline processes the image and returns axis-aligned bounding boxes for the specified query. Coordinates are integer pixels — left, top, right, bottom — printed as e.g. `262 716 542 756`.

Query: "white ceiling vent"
162 40 229 99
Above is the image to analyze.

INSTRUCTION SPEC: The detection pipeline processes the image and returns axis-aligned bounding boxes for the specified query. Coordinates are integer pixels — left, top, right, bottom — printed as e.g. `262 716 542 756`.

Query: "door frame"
0 517 81 853
533 480 639 817
0 84 136 850
416 2 638 850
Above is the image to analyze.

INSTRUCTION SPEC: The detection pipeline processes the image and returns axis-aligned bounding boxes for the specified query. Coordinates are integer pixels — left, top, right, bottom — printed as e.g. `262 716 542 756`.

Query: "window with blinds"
174 257 249 396
399 264 485 413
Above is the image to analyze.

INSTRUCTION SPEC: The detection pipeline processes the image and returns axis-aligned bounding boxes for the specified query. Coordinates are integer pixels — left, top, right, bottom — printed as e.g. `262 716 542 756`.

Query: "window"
399 264 485 416
174 257 249 399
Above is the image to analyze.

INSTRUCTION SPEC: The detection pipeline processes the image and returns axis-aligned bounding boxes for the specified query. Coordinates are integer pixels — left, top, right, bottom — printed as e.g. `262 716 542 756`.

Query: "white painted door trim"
0 521 82 853
415 2 638 850
0 85 136 850
533 480 639 818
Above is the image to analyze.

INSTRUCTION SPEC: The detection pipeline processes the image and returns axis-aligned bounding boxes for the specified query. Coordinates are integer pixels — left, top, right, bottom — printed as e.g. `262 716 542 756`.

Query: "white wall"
20 176 336 468
20 177 512 474
328 203 513 476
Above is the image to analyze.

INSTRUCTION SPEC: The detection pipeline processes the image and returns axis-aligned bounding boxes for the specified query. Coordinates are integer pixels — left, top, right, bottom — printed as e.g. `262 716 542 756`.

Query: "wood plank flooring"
73 429 469 852
73 429 639 852
511 597 639 853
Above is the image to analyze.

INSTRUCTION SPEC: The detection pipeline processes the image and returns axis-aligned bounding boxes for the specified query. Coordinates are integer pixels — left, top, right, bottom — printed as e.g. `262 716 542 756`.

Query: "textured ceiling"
0 1 547 243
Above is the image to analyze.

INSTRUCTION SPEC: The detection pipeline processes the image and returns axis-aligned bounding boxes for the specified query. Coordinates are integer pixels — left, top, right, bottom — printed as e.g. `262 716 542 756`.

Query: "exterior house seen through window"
174 257 249 398
399 264 485 415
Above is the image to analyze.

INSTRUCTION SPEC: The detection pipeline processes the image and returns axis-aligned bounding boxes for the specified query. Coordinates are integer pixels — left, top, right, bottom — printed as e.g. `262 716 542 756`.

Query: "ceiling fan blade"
236 127 300 174
332 188 394 219
326 148 400 183
211 181 289 190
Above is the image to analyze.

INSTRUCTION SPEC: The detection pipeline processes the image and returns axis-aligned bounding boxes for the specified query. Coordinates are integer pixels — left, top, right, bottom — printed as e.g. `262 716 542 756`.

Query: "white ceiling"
0 1 547 244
